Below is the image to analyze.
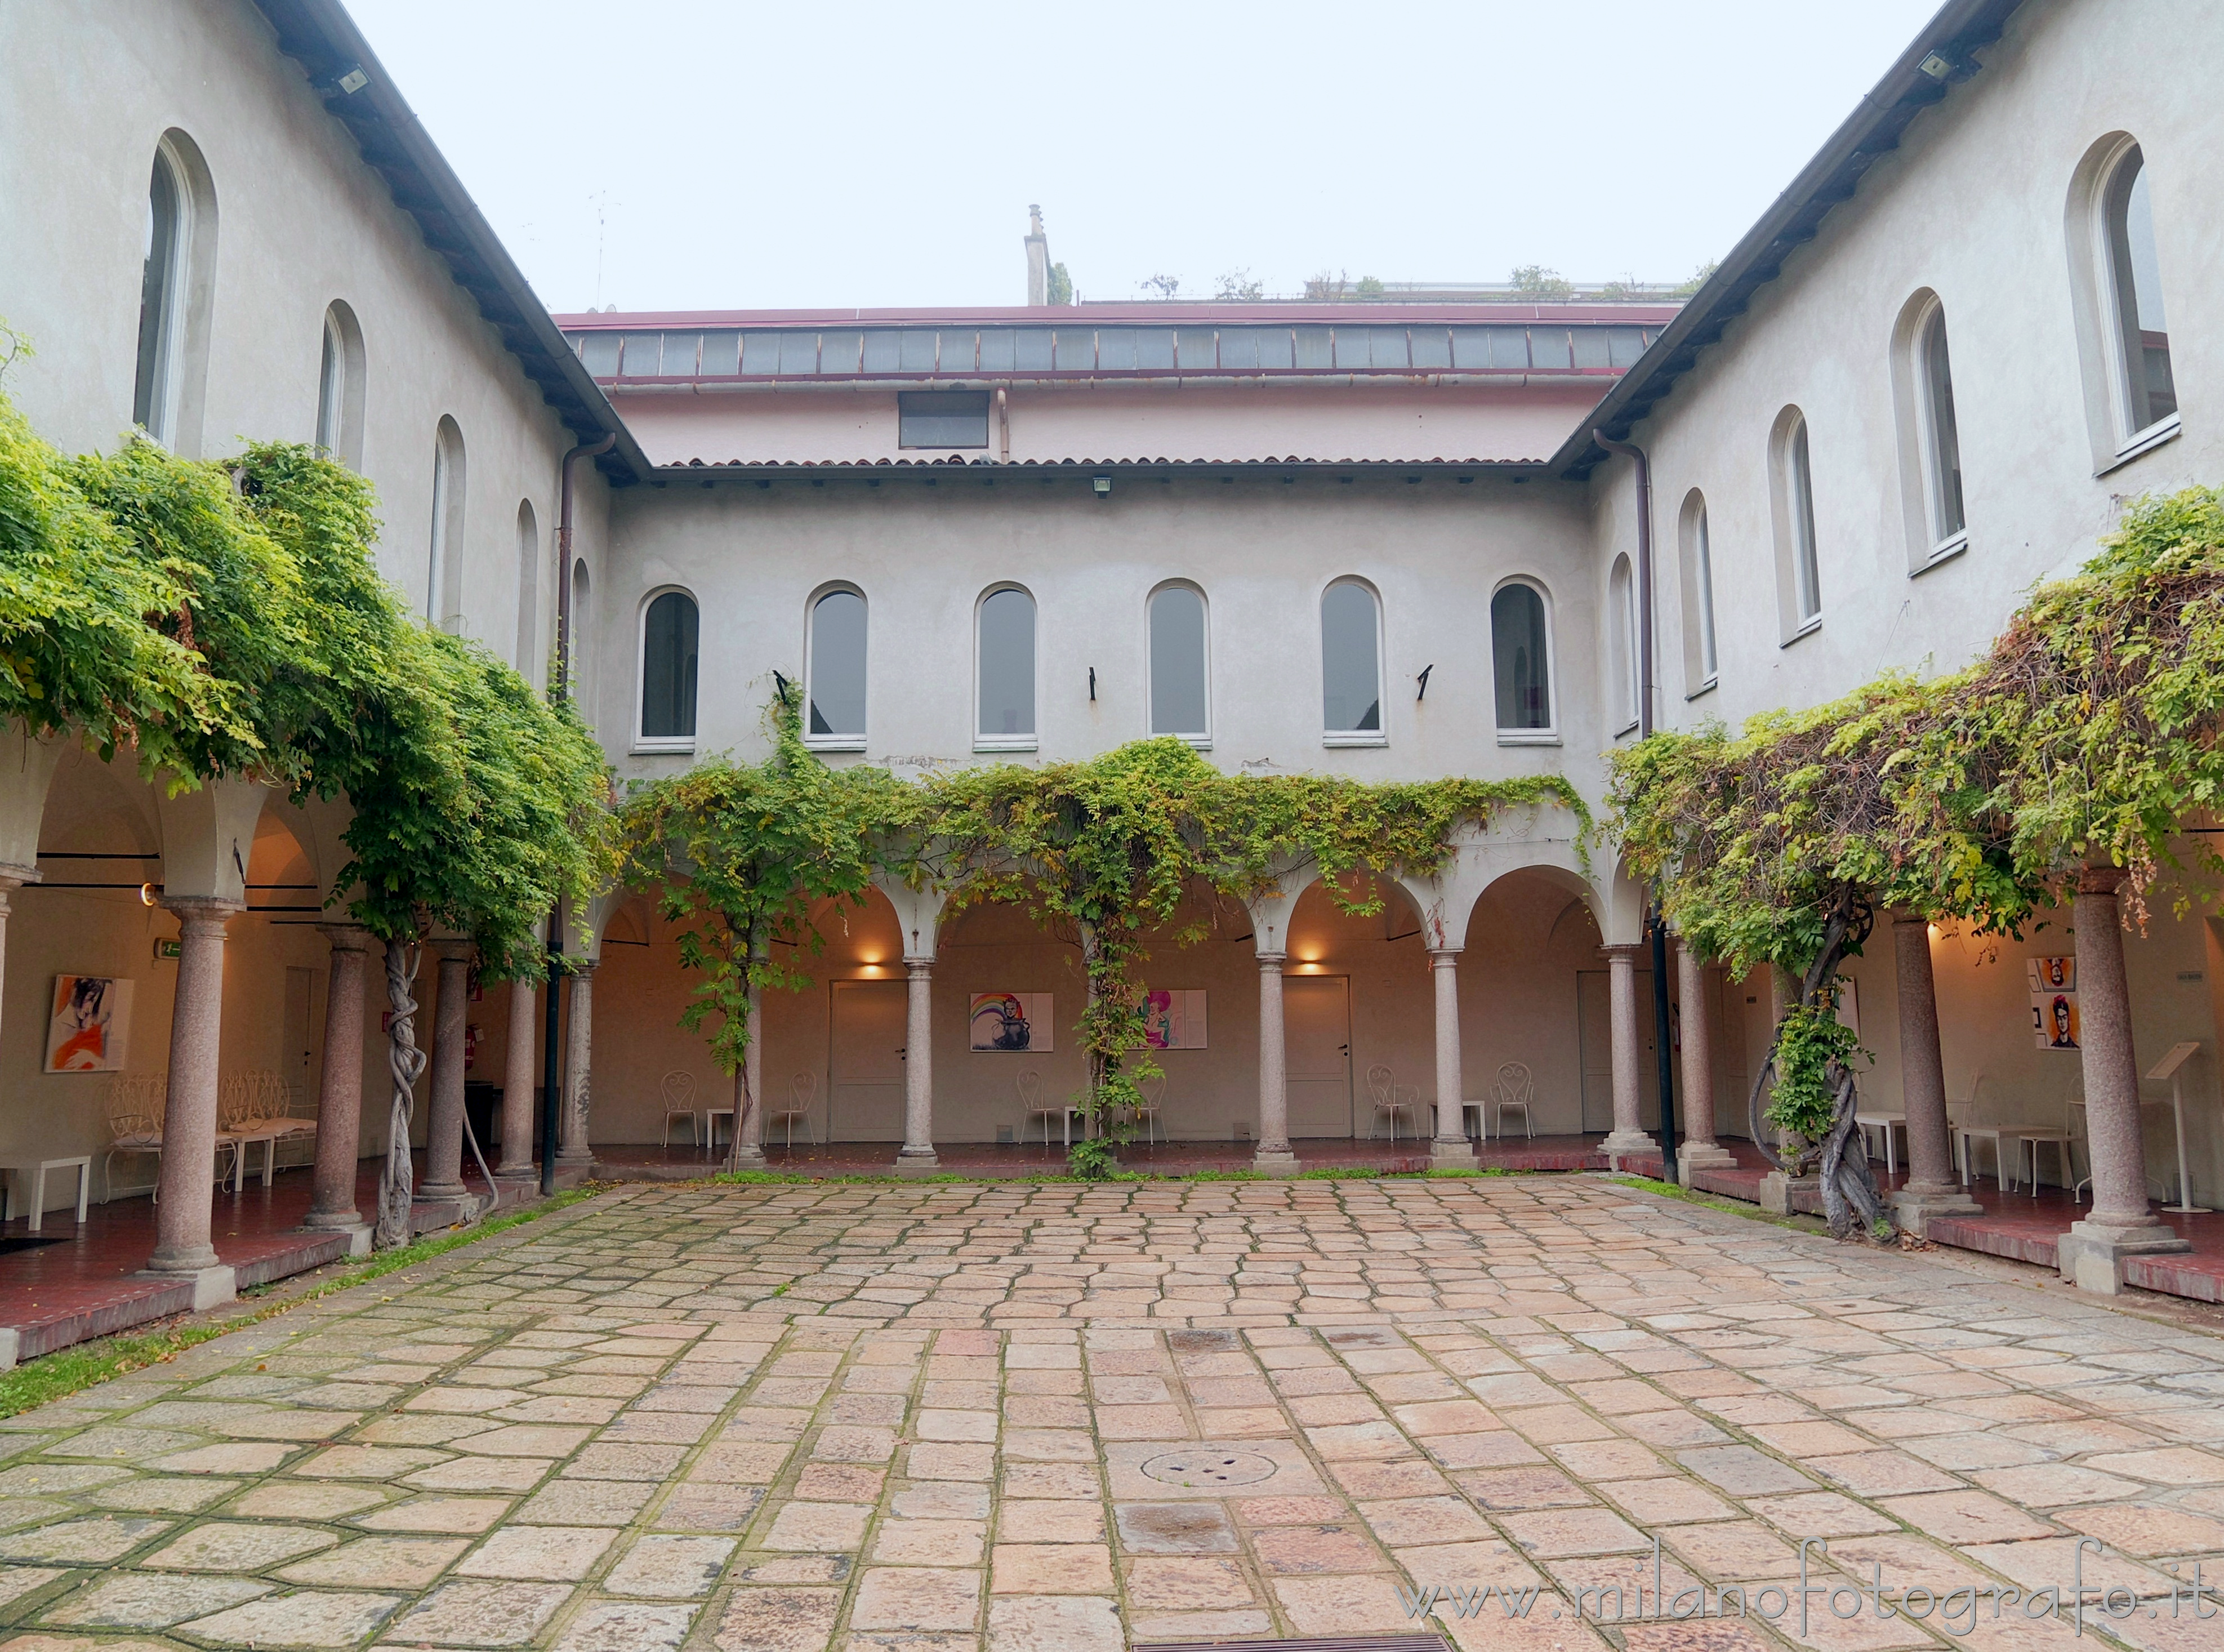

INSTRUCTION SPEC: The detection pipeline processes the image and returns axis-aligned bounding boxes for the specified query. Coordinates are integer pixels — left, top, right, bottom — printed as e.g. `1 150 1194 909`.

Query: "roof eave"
248 0 655 486
1551 0 2024 478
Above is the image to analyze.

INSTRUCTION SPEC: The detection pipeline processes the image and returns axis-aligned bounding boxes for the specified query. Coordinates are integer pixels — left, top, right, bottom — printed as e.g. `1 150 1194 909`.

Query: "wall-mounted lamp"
1918 51 1953 80
1416 664 1434 702
139 881 161 907
1091 475 1112 496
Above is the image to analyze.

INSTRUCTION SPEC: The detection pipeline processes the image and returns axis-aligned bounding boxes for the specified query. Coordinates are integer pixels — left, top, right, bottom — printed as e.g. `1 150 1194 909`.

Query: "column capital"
431 937 476 964
568 959 598 981
163 895 243 932
2079 863 2128 897
0 862 39 889
1888 907 1932 930
318 920 375 953
1426 947 1461 965
1600 942 1642 963
903 955 935 973
1254 951 1288 968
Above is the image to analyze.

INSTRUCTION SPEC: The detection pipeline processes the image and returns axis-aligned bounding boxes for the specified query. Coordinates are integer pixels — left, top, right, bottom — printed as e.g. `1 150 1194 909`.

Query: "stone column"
417 940 474 1201
895 958 939 1176
1253 951 1298 1174
146 898 241 1286
2059 866 2187 1291
499 976 538 1177
1888 912 1980 1234
1601 943 1656 1158
729 975 767 1169
302 924 372 1232
1428 949 1477 1166
559 961 595 1168
1676 938 1733 1172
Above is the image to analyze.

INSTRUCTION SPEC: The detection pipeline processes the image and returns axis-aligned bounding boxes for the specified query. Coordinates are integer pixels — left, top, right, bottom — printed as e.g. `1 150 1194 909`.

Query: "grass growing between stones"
1611 1173 1823 1232
0 1185 603 1418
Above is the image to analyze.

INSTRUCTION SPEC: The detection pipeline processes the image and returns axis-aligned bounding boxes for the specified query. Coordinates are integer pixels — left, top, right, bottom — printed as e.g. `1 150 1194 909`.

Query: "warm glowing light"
1927 923 1942 941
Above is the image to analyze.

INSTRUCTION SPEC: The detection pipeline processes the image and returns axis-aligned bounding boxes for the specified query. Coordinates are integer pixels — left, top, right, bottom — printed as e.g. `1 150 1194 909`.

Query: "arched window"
806 587 868 746
427 417 466 629
1891 293 1968 569
639 590 699 745
1148 584 1209 741
977 586 1036 747
513 501 540 681
1771 408 1822 632
1679 491 1718 689
314 301 366 467
2102 144 2176 440
1607 556 1638 732
1321 579 1383 741
1917 305 1966 550
132 135 215 451
1489 582 1552 733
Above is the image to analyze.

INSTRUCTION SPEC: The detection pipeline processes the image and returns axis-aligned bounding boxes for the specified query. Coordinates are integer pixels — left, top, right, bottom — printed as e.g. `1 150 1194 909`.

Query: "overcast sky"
346 0 1947 315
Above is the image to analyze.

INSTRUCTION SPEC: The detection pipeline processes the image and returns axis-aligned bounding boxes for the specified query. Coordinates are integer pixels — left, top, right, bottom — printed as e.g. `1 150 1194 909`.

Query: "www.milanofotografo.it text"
1397 1538 2221 1635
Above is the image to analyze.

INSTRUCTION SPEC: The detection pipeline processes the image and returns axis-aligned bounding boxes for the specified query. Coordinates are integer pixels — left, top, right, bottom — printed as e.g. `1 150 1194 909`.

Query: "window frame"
132 133 216 453
973 583 1039 752
2099 143 2180 456
1677 491 1719 697
1319 576 1388 748
633 584 701 754
1606 555 1639 737
513 499 541 687
2067 133 2183 473
1488 576 1559 745
803 584 870 752
1889 292 1970 573
427 416 466 631
1145 581 1213 748
314 300 367 469
1768 406 1824 640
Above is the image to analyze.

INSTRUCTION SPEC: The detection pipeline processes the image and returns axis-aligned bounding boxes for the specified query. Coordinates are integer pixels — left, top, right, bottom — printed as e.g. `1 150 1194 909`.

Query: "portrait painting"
970 992 1053 1053
1142 989 1207 1050
45 974 134 1073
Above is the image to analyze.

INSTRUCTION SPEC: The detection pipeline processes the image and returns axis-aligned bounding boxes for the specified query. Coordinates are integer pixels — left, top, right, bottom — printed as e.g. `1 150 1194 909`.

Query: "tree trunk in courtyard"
376 937 429 1249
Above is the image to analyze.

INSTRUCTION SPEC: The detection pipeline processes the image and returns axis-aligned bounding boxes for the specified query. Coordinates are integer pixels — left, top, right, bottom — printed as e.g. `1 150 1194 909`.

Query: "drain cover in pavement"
1140 1449 1279 1487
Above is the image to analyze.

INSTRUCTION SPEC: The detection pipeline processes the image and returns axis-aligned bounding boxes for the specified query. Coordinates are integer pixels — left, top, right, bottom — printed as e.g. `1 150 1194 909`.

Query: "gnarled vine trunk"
376 937 427 1249
1746 905 1895 1241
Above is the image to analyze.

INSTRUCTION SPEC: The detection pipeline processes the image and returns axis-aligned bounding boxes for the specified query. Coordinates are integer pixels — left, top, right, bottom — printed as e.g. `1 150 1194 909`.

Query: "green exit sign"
153 937 182 961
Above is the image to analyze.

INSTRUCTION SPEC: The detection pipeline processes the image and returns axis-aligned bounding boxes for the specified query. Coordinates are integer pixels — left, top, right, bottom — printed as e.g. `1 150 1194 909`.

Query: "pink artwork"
1142 989 1207 1050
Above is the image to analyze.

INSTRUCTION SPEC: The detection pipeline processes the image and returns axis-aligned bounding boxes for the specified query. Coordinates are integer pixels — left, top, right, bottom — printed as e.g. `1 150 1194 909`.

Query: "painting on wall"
44 975 134 1073
1143 989 1207 1050
2028 957 2079 1049
970 993 1052 1053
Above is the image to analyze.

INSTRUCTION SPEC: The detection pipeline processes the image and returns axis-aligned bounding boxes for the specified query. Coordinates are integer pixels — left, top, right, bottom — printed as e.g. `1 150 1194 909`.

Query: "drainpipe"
1593 430 1680 1182
543 431 616 1196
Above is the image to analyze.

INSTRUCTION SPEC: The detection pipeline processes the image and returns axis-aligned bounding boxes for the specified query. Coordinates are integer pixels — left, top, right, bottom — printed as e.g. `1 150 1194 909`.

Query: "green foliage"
0 389 609 976
1766 993 1861 1144
1045 262 1073 306
1065 1137 1129 1181
621 718 1588 1164
1510 265 1573 301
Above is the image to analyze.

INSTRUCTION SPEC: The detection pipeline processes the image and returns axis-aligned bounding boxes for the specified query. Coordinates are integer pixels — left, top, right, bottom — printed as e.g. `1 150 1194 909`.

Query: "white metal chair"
1493 1061 1536 1140
764 1072 818 1151
660 1070 699 1148
1365 1064 1423 1142
2003 1099 2076 1199
104 1072 168 1202
1130 1070 1165 1146
1019 1068 1072 1153
1947 1073 2017 1192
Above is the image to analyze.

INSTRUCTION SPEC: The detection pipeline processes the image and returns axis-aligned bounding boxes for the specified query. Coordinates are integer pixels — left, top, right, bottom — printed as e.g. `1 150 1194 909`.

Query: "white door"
284 966 320 1112
1285 975 1353 1137
830 979 907 1141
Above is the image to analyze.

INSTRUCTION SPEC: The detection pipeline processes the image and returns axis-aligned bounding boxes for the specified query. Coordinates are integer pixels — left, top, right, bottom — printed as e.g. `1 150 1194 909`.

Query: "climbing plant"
1612 486 2224 1236
619 706 1588 1178
1 388 613 1243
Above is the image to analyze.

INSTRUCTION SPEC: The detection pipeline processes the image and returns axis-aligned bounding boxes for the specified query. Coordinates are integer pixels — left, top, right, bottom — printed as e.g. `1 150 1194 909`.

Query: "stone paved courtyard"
0 1179 2222 1652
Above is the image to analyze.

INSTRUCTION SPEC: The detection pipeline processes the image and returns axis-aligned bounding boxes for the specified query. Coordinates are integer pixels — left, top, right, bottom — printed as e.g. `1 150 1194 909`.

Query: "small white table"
0 1155 92 1232
1855 1110 1908 1176
701 1107 736 1156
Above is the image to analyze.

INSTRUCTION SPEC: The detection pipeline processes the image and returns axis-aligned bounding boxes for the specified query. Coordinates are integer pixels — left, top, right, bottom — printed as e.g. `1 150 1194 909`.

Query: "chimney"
1025 204 1048 307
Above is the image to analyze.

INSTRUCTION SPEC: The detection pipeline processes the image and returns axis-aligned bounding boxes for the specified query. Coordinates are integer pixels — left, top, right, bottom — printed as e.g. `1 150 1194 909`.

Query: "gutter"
1552 0 2024 476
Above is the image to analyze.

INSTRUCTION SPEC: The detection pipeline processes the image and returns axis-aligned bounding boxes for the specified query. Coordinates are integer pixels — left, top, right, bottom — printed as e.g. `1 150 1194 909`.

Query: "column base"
1599 1130 1657 1164
298 1217 374 1256
1429 1139 1479 1171
410 1193 476 1231
1251 1148 1300 1177
0 1328 19 1372
1677 1142 1736 1174
2058 1219 2190 1295
893 1150 942 1180
1758 1172 1819 1215
726 1146 769 1172
415 1179 468 1201
300 1206 366 1234
136 1262 237 1311
1888 1185 1983 1237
